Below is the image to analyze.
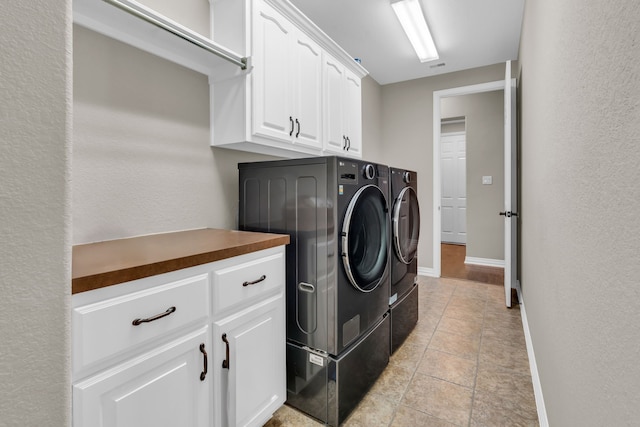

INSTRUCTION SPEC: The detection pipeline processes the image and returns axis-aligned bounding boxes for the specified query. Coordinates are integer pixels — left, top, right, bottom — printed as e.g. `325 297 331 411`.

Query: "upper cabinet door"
292 31 323 150
343 69 362 157
322 53 362 158
323 53 346 154
252 1 295 142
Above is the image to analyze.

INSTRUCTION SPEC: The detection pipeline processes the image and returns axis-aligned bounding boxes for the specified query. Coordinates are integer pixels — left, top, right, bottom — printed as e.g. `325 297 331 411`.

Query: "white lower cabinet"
213 295 285 427
73 327 211 427
72 246 286 427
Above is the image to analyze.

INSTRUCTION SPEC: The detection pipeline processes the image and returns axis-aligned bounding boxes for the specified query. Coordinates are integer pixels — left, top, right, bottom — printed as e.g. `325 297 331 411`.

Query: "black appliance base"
286 314 390 426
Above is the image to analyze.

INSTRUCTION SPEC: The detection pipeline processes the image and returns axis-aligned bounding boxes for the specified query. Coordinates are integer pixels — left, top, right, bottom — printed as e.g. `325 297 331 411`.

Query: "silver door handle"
298 282 315 293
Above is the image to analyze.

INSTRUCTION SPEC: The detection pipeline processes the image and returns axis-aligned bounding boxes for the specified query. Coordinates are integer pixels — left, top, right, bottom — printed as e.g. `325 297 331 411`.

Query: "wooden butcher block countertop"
72 228 290 294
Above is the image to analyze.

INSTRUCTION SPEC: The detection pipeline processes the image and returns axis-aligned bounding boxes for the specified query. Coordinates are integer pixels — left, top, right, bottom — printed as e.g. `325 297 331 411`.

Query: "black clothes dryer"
239 156 391 426
389 167 421 353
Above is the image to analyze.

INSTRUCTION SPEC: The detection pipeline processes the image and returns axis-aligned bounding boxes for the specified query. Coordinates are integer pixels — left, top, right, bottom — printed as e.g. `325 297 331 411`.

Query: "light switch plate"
482 176 493 185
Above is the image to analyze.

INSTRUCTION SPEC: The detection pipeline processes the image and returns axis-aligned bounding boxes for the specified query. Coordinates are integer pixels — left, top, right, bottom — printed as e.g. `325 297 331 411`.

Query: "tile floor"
264 276 539 427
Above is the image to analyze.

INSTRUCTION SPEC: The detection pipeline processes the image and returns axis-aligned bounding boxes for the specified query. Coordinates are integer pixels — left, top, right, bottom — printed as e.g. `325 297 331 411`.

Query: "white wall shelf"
73 0 248 77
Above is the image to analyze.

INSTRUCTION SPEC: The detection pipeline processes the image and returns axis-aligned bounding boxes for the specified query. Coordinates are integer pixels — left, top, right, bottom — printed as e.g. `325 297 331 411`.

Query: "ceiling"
288 0 525 85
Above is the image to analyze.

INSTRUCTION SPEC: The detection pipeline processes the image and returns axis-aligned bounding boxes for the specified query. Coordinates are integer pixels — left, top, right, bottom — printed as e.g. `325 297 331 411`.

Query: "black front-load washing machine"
389 167 421 353
238 156 391 426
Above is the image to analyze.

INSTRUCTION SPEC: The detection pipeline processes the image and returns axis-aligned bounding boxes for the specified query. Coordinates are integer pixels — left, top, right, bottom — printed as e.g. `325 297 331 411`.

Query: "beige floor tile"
264 404 323 427
429 329 481 360
453 281 490 300
390 405 459 427
480 336 531 374
402 373 473 426
390 341 427 370
441 305 485 323
417 349 477 388
485 301 522 315
403 322 436 347
486 284 507 302
484 310 524 331
438 315 483 339
369 364 414 403
482 323 527 346
471 397 539 427
449 291 488 305
342 393 397 427
474 364 538 420
419 278 456 295
420 298 449 319
420 290 455 302
444 296 486 317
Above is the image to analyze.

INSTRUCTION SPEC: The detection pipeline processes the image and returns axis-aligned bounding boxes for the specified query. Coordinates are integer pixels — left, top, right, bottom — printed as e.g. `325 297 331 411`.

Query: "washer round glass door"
341 184 389 292
392 186 420 264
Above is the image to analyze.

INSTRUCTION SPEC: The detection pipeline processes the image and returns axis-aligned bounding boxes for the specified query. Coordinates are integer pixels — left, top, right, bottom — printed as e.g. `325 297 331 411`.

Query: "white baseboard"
464 256 505 268
417 266 437 277
517 282 549 427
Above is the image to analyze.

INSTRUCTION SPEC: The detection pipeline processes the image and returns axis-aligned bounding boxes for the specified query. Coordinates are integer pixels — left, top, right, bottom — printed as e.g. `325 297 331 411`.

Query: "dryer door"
342 184 389 292
392 186 420 264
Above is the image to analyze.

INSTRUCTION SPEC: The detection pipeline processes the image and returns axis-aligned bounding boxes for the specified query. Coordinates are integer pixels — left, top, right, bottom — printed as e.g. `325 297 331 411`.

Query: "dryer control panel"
338 160 358 185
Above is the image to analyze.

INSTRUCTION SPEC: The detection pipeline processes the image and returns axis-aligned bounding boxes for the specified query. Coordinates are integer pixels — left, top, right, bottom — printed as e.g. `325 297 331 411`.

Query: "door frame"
432 80 505 278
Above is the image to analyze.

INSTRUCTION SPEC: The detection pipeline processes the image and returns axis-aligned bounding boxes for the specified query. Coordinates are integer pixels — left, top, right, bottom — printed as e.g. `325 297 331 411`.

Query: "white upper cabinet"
323 53 362 158
211 0 367 158
252 1 322 151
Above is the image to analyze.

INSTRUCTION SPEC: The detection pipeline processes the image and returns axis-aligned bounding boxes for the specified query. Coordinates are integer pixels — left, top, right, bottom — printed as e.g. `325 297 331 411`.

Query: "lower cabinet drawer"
73 273 210 375
212 251 284 315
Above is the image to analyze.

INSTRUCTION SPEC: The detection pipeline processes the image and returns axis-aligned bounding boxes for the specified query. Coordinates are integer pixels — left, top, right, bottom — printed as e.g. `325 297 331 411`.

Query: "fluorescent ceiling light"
391 0 439 62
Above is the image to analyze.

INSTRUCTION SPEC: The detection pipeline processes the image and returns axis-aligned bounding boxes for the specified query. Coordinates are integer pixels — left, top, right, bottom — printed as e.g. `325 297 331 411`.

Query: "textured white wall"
381 64 506 270
441 91 504 260
519 0 640 424
0 1 71 425
73 27 276 244
361 75 385 164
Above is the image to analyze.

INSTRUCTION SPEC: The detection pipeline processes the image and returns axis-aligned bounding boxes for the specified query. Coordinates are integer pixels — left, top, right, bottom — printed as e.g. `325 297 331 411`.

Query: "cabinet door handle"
295 118 300 138
289 116 294 136
346 137 351 151
343 135 347 150
221 333 230 369
199 343 208 381
243 274 266 287
132 306 176 325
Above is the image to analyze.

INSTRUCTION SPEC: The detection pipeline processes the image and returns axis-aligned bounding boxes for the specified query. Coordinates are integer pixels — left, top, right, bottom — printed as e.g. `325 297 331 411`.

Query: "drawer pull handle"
243 275 266 287
200 343 208 381
132 306 176 326
222 333 230 369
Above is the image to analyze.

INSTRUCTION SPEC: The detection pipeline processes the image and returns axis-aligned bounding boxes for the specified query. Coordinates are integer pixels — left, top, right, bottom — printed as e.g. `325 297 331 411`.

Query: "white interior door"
503 61 518 307
441 132 467 244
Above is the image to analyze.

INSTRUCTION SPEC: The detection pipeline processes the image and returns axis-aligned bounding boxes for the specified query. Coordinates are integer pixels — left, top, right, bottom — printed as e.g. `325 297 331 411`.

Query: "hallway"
441 243 504 286
266 276 538 426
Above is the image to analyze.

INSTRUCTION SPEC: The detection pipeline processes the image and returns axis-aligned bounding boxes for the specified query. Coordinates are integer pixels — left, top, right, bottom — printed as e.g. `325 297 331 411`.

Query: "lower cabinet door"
73 327 211 427
213 294 286 427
